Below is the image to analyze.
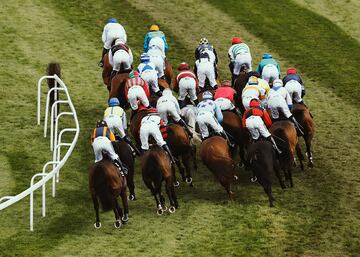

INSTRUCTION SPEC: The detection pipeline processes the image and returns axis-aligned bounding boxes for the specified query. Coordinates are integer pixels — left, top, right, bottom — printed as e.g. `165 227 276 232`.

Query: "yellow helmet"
149 24 159 31
248 76 259 85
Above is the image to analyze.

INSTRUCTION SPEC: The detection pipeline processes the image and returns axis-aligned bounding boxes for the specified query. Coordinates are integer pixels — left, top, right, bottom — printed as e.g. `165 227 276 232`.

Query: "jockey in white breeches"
241 76 266 110
267 79 293 119
137 53 160 95
284 80 303 104
147 45 165 78
108 39 133 73
156 89 182 125
228 37 252 75
195 52 217 90
262 64 280 84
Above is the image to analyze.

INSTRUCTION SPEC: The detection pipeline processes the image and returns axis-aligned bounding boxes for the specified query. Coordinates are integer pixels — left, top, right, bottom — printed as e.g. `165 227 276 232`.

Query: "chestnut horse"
200 136 237 200
112 140 136 200
89 157 129 228
166 123 196 186
269 120 298 187
292 103 315 168
108 73 129 109
164 60 173 87
102 53 112 90
141 146 178 214
247 140 285 207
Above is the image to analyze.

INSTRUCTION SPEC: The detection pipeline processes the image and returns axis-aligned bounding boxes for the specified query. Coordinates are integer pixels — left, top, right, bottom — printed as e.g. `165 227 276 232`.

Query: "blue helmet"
140 53 150 63
202 91 213 100
262 53 273 59
108 97 120 107
107 18 118 24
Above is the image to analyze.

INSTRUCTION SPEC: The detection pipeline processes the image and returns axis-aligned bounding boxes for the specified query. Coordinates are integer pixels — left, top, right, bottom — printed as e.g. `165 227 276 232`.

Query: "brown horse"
89 157 129 228
200 136 237 200
164 60 173 87
221 111 249 167
247 139 285 207
102 53 112 90
129 109 151 147
292 103 315 168
112 140 136 200
166 123 196 186
108 73 129 109
269 120 298 187
141 146 178 214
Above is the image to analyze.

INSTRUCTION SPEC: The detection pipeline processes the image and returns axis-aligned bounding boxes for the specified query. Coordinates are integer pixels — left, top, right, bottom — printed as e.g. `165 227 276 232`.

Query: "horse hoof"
308 162 314 168
157 209 164 216
161 206 168 212
122 215 129 223
238 162 244 168
169 206 176 213
128 194 136 201
114 220 121 228
250 176 257 183
174 181 180 188
186 177 193 184
234 175 239 181
94 222 101 229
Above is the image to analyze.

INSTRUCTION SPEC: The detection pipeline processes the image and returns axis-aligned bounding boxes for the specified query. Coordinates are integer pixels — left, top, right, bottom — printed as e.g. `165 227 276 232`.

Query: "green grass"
0 0 359 256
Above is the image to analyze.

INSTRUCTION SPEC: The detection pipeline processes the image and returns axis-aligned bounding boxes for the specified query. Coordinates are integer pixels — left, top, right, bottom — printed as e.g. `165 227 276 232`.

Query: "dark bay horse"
141 146 178 214
247 140 285 207
269 120 298 187
89 157 129 228
130 109 151 147
112 140 136 200
166 123 197 186
200 136 237 200
102 53 112 90
109 73 129 109
47 62 61 121
292 103 315 168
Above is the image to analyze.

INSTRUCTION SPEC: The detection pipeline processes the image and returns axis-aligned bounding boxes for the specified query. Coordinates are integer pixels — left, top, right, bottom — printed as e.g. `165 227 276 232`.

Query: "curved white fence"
0 74 80 231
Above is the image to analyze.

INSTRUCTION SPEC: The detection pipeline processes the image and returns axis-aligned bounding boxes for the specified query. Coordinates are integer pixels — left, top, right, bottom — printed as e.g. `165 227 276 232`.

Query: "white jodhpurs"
127 86 149 110
104 115 126 138
112 50 131 71
149 37 166 57
262 64 279 83
141 70 160 93
215 98 235 111
140 122 166 150
267 95 292 119
178 77 197 101
92 137 119 162
149 55 165 78
284 80 303 103
196 110 223 138
196 59 217 89
156 100 181 125
233 53 252 75
245 116 271 140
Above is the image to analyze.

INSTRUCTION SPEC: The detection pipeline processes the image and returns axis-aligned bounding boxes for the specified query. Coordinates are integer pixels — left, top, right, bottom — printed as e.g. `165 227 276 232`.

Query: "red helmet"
178 62 189 71
249 98 260 108
221 80 231 87
231 37 242 44
287 67 297 75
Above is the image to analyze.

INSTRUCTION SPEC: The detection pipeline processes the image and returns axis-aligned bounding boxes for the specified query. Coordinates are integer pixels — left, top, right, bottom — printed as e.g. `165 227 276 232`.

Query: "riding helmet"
96 120 107 128
287 67 297 75
248 76 259 85
202 91 213 100
107 18 118 24
129 70 140 79
231 37 242 44
108 98 120 107
149 24 160 31
262 53 273 59
178 62 190 71
140 53 150 63
273 79 283 87
249 98 260 108
199 37 209 45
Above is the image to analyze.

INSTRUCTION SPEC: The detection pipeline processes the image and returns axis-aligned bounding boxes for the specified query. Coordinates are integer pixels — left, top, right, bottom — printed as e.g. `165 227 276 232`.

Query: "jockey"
242 99 282 154
214 80 238 113
91 120 128 174
147 44 166 79
175 62 199 108
104 98 141 156
256 53 280 84
99 18 127 67
284 79 304 105
195 37 219 81
108 39 133 81
137 53 161 96
156 88 192 136
241 76 266 110
282 67 305 97
228 37 252 76
180 96 201 141
143 24 168 57
267 79 304 135
124 70 150 111
140 110 176 164
196 91 230 143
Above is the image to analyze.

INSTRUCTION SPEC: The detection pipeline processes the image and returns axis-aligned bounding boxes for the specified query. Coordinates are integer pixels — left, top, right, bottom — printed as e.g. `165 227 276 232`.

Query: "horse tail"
273 128 291 162
91 164 114 211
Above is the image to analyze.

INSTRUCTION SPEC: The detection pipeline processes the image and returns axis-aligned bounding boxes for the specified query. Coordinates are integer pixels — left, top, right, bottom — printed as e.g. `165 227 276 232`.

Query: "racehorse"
141 146 178 214
129 109 151 147
221 111 249 167
108 73 130 109
164 60 173 87
47 62 61 121
269 120 298 187
89 156 129 228
247 140 285 207
200 136 237 200
166 123 196 186
112 140 136 200
102 53 112 90
292 103 315 168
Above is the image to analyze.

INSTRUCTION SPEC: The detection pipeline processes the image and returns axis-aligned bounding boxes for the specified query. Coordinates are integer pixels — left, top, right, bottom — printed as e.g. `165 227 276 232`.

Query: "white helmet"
202 91 213 100
273 79 283 87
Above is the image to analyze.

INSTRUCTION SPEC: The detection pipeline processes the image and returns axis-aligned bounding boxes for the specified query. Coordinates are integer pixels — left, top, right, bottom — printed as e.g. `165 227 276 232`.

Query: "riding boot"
113 158 128 176
267 136 282 154
98 48 108 67
155 90 163 97
123 135 141 157
289 115 304 136
177 119 192 138
178 99 185 109
162 144 176 164
213 84 218 90
220 130 234 147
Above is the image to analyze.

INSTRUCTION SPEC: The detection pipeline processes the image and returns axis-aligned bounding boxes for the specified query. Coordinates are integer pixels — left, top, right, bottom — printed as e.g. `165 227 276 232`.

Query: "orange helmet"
231 37 242 44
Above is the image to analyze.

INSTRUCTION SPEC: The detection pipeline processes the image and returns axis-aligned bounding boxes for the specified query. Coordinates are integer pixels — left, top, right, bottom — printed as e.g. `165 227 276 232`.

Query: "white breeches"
267 95 292 119
149 55 165 78
127 86 149 110
92 137 119 162
157 100 181 125
262 64 279 83
141 70 160 93
112 50 131 71
149 37 166 57
178 77 197 101
196 111 223 138
245 116 271 140
140 122 166 150
104 115 126 138
233 53 252 75
181 106 197 134
215 98 235 111
104 30 127 49
196 59 217 88
284 80 303 103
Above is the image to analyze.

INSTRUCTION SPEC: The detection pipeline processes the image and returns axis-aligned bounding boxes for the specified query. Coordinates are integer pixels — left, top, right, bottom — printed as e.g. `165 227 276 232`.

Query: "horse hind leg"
113 198 122 228
182 154 194 187
305 135 314 168
295 143 305 171
91 193 101 228
191 144 198 171
120 189 129 223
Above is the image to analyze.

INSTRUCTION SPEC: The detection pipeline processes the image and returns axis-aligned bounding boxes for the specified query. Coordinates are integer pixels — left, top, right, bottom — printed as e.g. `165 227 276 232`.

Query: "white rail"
0 74 80 231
